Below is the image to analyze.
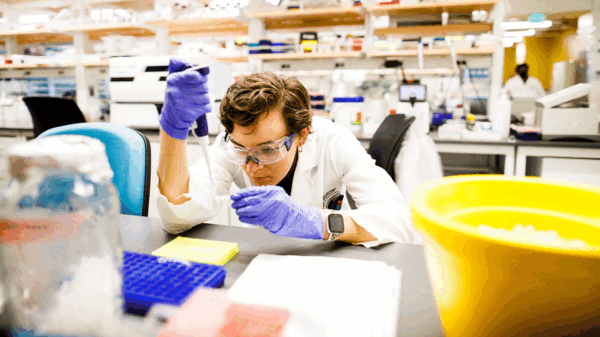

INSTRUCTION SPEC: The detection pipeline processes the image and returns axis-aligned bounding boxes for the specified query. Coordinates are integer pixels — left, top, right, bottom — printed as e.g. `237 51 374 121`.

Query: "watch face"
328 214 344 234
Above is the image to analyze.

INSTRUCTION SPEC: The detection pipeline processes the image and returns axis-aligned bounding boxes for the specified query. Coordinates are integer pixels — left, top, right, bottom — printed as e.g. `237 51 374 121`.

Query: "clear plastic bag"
0 135 125 336
394 124 443 204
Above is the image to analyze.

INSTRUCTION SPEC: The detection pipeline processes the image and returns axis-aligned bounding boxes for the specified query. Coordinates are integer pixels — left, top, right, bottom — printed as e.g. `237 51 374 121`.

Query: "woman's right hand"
158 57 212 140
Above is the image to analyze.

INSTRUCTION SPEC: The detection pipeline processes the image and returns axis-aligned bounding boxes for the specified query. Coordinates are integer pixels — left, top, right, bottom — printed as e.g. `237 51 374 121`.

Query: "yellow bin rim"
410 175 600 259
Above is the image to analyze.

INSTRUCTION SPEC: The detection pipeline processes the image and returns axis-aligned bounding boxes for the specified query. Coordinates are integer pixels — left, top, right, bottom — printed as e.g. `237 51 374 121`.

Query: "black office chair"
345 114 415 210
367 114 416 182
23 97 87 138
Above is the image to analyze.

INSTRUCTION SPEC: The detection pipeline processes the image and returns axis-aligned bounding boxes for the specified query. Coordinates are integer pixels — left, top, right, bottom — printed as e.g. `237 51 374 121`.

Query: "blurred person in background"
505 63 546 98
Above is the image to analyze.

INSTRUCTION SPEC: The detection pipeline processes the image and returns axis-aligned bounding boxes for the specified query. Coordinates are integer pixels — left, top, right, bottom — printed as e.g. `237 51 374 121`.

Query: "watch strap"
328 232 342 241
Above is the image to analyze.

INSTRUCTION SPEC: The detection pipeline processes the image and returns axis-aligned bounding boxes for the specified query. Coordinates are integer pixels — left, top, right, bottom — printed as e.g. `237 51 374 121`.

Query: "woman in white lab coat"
156 59 417 247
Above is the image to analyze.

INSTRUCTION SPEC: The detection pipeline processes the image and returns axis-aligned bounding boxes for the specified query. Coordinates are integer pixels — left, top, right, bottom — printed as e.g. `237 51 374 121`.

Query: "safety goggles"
220 132 296 165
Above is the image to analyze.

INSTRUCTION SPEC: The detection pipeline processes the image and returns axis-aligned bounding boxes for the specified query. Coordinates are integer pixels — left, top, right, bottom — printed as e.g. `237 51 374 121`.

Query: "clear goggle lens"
220 133 295 165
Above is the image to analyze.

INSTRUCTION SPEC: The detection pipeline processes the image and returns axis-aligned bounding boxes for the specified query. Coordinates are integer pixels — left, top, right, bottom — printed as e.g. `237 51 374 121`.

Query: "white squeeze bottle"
494 89 511 138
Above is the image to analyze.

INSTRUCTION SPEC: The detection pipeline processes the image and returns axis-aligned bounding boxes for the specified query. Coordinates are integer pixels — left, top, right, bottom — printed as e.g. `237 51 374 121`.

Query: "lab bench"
120 213 443 337
2 126 600 191
358 132 518 176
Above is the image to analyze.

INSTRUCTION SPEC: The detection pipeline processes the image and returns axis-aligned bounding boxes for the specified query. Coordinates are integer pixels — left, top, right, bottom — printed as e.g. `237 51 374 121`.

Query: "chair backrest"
38 123 151 217
23 97 87 138
367 114 415 182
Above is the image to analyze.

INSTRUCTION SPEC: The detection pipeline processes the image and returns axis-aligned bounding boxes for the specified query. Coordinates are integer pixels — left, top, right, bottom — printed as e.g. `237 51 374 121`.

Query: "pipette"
188 65 217 193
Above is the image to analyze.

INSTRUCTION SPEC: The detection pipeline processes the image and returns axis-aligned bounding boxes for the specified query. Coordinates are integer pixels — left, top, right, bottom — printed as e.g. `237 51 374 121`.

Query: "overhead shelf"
368 0 499 16
0 23 155 45
248 7 364 30
0 30 73 45
233 68 458 77
375 23 493 37
215 55 249 63
0 18 247 46
248 51 361 60
0 60 109 70
149 17 248 36
62 23 156 40
246 47 494 61
367 47 497 57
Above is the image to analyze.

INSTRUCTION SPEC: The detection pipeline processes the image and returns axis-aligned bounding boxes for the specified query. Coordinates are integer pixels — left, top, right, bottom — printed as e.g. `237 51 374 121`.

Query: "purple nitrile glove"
159 57 212 140
231 186 324 240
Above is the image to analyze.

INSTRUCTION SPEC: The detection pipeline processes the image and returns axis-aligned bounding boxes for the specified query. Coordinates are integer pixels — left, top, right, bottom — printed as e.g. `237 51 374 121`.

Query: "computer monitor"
399 84 427 102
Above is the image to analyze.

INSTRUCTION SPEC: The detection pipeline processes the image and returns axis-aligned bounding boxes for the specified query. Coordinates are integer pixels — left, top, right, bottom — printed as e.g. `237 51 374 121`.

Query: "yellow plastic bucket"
410 175 600 337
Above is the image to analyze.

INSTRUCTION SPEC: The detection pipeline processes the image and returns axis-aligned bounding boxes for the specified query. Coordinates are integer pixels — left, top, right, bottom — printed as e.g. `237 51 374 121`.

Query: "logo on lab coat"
323 188 341 209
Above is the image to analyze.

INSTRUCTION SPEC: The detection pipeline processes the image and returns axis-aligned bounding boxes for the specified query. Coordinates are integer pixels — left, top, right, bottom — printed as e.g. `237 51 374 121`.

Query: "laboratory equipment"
534 83 600 141
551 57 588 94
123 251 227 316
396 84 430 134
151 237 239 266
185 65 217 192
0 135 122 335
108 56 231 130
361 98 388 138
410 175 600 337
511 125 541 141
332 97 364 137
300 32 318 53
437 121 463 140
248 39 272 54
510 95 537 117
311 93 327 118
493 89 511 138
431 112 453 128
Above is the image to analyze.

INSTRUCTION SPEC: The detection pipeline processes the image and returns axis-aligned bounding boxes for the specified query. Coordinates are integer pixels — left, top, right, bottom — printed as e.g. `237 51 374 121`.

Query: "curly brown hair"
219 72 313 136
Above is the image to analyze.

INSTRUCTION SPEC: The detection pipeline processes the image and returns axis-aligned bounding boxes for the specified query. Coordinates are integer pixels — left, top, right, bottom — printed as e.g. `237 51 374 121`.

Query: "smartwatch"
327 213 345 241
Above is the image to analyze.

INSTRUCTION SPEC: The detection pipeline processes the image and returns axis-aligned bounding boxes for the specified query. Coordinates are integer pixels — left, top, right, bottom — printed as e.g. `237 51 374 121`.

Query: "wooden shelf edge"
0 29 62 37
367 47 497 57
375 23 493 37
215 56 249 63
233 68 458 77
147 17 247 26
61 22 147 32
248 51 362 60
0 61 109 70
147 17 248 36
248 7 364 20
368 0 499 16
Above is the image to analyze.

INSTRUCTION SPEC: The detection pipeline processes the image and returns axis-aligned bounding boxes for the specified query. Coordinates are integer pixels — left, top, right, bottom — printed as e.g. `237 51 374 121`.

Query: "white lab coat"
504 75 546 98
156 116 418 248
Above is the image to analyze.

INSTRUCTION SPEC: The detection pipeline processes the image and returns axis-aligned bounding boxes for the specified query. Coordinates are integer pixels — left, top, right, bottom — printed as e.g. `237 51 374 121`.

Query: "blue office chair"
38 123 151 217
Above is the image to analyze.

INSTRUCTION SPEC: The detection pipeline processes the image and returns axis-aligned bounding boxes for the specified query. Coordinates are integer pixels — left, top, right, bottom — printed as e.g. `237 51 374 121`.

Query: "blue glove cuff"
159 110 191 140
275 206 324 240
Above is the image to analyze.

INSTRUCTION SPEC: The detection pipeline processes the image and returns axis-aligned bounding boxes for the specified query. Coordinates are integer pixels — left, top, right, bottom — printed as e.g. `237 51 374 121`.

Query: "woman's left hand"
230 186 324 240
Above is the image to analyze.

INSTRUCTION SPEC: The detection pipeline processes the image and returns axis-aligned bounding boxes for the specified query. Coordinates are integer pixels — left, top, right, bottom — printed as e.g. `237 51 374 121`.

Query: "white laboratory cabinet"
540 158 600 188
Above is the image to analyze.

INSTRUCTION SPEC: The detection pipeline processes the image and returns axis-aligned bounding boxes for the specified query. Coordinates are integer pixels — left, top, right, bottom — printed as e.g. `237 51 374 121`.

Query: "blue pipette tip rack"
123 251 227 316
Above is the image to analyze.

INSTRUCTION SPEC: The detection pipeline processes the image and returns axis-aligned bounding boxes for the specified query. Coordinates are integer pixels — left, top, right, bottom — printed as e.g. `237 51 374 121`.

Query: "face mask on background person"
517 67 528 82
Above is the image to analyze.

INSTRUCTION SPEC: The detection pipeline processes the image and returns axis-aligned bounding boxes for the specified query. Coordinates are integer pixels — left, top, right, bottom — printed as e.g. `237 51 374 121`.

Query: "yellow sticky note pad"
151 237 238 266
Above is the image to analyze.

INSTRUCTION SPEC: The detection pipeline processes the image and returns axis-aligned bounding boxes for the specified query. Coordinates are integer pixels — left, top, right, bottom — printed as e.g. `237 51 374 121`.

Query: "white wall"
505 0 592 17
